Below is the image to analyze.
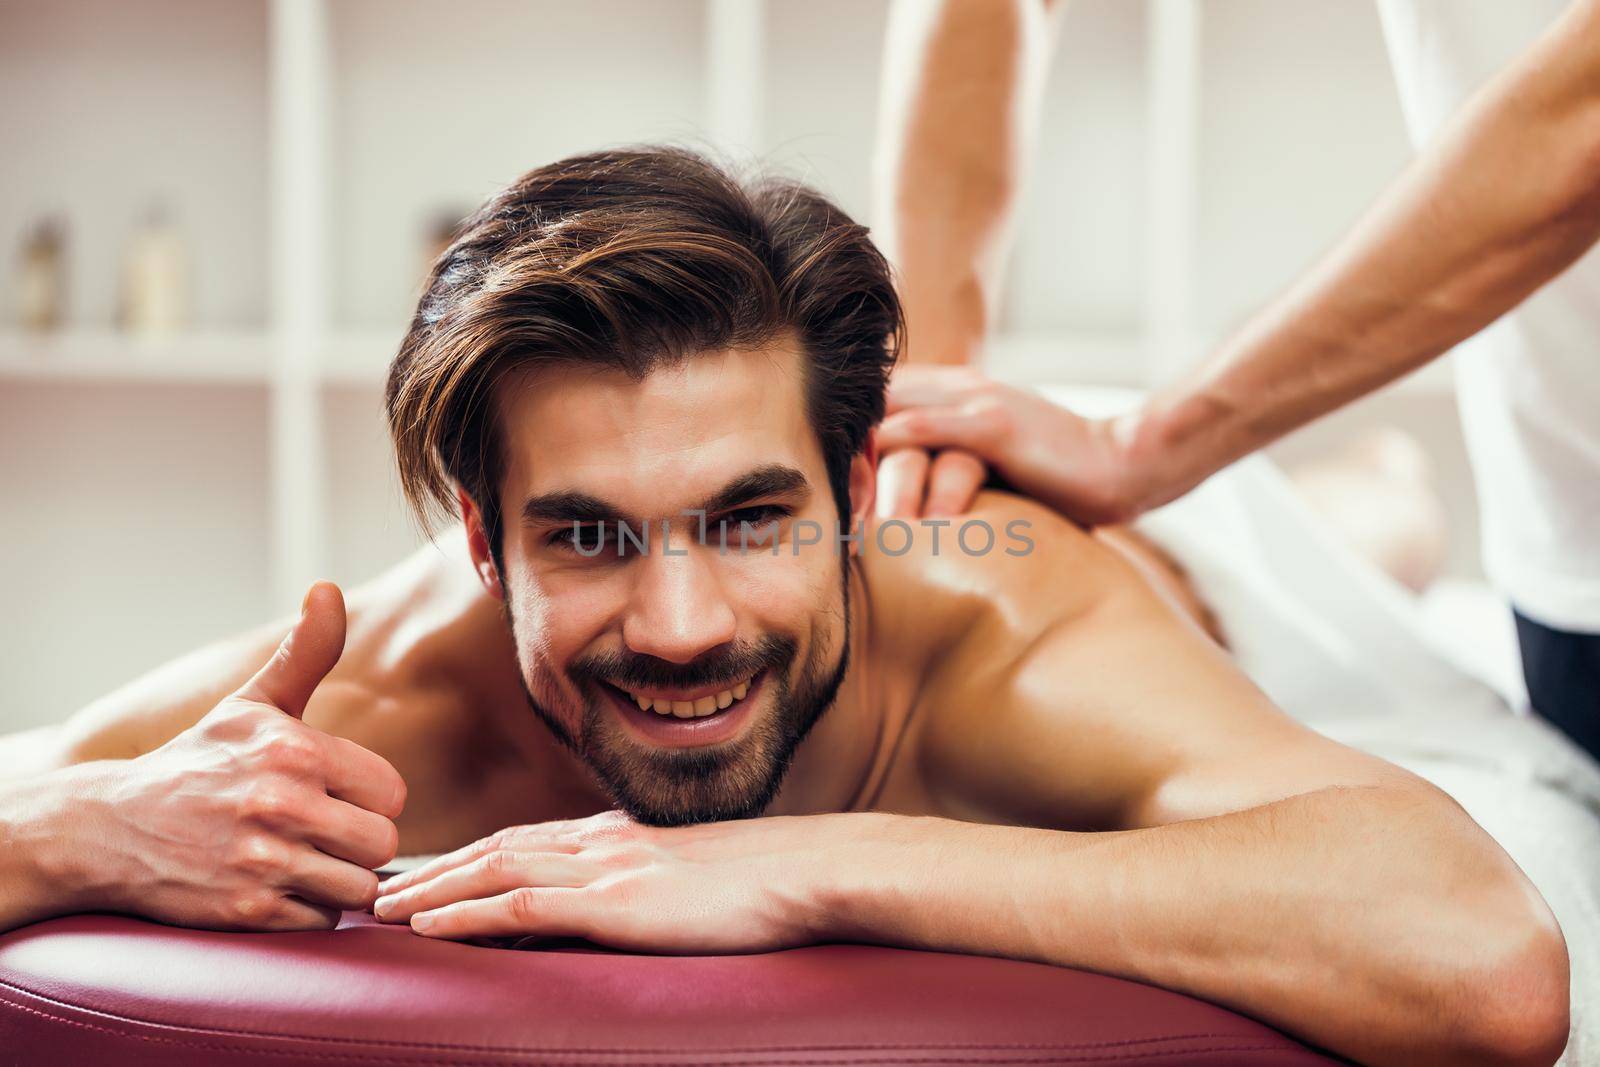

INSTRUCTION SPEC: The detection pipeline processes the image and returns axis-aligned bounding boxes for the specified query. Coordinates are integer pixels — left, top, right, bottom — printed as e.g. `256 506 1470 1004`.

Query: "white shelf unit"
0 331 274 384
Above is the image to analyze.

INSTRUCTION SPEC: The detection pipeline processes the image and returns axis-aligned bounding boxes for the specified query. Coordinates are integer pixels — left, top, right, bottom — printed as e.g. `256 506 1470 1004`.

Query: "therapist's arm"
873 0 1062 367
879 0 1600 524
872 0 1062 516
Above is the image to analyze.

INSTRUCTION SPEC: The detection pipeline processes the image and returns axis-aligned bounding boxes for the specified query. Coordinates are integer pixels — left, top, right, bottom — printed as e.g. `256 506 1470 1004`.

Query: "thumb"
235 581 347 719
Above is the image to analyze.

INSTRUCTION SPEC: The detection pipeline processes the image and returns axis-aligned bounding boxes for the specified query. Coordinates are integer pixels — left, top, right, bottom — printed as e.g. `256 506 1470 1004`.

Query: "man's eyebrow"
519 465 810 529
520 491 631 527
699 464 810 515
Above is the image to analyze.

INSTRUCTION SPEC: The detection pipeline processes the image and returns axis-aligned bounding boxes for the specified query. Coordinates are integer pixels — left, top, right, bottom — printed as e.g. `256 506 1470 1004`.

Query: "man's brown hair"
385 146 903 563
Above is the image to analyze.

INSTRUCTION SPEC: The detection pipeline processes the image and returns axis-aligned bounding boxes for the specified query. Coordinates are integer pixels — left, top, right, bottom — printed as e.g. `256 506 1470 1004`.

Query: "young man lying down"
0 149 1568 1067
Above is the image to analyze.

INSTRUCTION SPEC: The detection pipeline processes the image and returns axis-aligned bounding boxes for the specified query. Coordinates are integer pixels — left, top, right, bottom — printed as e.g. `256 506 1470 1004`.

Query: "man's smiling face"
463 337 867 825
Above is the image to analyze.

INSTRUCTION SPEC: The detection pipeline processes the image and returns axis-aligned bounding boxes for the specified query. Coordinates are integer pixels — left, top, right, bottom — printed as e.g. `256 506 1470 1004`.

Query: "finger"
377 833 507 897
375 851 587 924
411 886 587 941
875 407 995 457
377 822 587 896
320 732 407 819
261 895 343 932
284 849 382 913
875 448 931 519
234 581 347 719
299 793 400 870
884 366 972 414
922 450 988 517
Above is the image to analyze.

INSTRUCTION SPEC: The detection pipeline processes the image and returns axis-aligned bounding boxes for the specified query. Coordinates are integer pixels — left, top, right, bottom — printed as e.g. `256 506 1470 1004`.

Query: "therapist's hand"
877 366 1146 526
373 810 838 952
876 446 989 519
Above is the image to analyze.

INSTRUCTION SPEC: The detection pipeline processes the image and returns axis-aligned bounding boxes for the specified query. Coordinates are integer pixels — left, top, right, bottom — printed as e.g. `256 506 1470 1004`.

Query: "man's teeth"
629 679 751 718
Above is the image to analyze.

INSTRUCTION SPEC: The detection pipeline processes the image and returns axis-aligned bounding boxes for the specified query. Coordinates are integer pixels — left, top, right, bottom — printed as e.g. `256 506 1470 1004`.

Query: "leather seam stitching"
0 975 1298 1058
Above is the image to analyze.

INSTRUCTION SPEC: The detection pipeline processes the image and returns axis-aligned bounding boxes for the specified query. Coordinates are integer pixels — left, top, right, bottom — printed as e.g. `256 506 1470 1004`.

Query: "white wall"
328 0 709 332
1196 0 1411 339
0 381 272 722
1006 0 1149 336
763 0 890 222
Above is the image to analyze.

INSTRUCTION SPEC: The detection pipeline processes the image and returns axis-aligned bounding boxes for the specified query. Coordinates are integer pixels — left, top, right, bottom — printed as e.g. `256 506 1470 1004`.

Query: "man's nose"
621 542 738 664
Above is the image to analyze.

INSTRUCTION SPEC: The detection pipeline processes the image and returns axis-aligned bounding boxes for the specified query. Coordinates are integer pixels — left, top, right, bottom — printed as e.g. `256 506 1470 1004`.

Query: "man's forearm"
816 790 1567 1067
0 771 87 933
874 0 1060 364
1126 0 1600 510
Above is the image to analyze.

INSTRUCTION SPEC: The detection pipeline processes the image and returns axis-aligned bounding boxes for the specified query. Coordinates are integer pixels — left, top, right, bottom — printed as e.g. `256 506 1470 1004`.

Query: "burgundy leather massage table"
0 910 1342 1065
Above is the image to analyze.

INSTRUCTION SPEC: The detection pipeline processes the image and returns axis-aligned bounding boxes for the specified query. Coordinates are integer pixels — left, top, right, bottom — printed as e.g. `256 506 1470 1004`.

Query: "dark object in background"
1516 608 1600 763
14 217 66 332
419 206 471 286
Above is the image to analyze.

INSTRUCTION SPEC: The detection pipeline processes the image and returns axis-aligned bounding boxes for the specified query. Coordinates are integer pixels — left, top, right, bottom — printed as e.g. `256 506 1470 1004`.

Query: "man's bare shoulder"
45 529 517 770
304 528 525 745
860 491 1226 826
860 489 1145 666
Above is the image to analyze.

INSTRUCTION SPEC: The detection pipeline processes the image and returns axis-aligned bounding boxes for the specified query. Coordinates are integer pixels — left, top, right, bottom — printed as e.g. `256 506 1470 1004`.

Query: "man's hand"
374 810 834 951
876 366 1146 525
17 582 406 932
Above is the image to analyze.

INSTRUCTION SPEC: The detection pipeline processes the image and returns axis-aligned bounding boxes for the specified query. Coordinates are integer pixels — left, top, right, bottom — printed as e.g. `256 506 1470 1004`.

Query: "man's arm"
0 615 294 785
0 584 404 934
878 0 1600 524
843 496 1568 1067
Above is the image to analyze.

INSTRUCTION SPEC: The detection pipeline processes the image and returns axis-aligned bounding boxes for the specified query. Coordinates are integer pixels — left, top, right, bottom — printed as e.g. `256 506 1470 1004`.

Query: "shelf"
0 329 397 387
0 330 274 385
0 327 1462 399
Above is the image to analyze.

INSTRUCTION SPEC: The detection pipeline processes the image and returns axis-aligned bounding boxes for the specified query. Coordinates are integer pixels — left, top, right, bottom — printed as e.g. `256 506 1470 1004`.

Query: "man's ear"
456 485 504 600
845 431 880 556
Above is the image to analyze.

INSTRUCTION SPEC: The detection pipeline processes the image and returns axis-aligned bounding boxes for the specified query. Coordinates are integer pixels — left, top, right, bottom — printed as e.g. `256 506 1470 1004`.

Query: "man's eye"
729 505 786 527
711 505 789 547
549 523 609 552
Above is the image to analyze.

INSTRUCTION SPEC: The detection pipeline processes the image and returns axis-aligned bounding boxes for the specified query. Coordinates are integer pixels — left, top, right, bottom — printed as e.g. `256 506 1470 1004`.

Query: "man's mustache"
571 635 796 693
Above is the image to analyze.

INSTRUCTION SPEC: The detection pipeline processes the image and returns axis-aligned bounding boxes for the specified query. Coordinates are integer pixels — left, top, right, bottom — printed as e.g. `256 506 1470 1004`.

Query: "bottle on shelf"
14 216 67 333
119 201 189 338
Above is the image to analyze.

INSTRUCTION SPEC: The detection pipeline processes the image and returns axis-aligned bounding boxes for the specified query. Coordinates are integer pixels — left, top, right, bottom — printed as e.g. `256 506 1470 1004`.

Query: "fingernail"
301 584 315 616
373 896 393 919
412 911 434 932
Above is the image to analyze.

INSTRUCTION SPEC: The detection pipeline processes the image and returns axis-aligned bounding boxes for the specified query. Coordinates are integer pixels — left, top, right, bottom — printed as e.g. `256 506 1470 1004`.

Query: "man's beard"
507 573 851 827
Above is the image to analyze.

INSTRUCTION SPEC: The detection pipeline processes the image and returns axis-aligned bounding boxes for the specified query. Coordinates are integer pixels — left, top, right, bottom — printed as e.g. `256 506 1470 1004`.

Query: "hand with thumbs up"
1 582 407 933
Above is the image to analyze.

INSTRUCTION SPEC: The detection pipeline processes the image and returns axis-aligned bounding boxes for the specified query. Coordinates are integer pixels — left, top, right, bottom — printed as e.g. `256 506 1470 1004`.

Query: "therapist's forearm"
1124 0 1600 509
821 795 1567 1067
874 0 1060 364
